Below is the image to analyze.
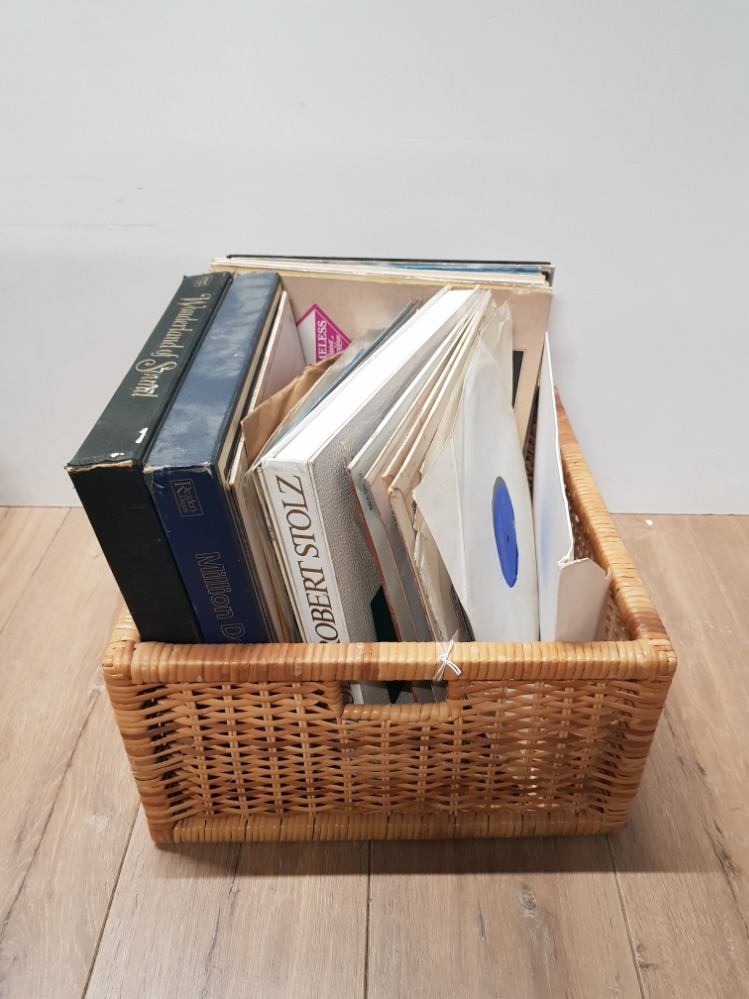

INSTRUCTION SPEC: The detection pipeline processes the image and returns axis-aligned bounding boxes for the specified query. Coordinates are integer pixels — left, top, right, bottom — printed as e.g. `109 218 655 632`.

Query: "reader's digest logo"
171 478 203 517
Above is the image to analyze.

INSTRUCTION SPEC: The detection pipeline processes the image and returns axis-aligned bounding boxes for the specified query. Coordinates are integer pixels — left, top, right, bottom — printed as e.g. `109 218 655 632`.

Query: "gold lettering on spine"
131 293 213 399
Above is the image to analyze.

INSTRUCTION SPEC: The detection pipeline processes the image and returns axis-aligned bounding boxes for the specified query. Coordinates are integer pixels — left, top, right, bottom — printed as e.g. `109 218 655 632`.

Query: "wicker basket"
102 398 676 843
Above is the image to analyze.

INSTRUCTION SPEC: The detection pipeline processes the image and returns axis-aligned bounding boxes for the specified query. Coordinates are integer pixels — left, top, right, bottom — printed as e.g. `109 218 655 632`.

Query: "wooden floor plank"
609 514 749 998
85 814 369 999
0 693 139 999
0 507 68 631
368 837 642 999
686 515 749 625
607 707 749 999
222 840 368 999
0 508 133 999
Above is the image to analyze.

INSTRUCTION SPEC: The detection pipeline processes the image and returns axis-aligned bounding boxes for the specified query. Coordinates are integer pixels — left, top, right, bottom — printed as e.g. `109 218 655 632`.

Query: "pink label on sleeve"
296 304 351 363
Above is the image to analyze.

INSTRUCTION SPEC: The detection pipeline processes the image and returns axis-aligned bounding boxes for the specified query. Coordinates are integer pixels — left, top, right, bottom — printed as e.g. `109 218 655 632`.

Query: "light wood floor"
1 507 747 998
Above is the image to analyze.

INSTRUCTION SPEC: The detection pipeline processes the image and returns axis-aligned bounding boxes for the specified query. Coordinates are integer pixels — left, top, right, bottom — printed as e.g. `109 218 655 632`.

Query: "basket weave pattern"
103 400 676 843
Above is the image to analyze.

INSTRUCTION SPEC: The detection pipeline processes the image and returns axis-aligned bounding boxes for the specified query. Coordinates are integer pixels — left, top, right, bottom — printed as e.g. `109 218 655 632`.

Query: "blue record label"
492 477 518 587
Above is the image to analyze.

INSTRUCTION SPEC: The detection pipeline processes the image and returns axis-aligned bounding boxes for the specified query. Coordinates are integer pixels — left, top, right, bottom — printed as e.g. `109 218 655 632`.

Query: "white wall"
2 0 747 512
